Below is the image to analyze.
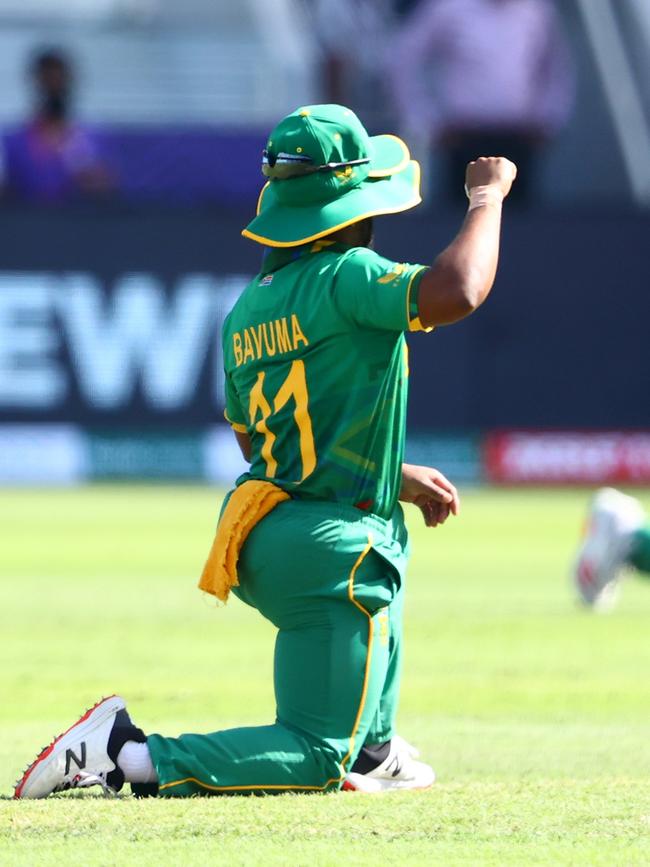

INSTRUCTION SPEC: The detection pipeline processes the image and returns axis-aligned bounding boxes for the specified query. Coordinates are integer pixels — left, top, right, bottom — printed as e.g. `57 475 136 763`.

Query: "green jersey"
222 241 430 521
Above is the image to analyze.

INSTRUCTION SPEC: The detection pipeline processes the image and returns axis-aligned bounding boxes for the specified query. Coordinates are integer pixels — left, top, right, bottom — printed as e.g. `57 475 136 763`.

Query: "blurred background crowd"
1 0 649 487
0 0 648 209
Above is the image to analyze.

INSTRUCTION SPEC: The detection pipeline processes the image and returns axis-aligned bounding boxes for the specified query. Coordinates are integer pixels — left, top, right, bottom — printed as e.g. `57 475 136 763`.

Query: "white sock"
117 741 158 784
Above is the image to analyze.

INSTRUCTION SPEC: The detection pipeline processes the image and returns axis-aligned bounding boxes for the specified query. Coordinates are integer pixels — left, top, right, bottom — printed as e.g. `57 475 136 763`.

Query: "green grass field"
2 485 650 866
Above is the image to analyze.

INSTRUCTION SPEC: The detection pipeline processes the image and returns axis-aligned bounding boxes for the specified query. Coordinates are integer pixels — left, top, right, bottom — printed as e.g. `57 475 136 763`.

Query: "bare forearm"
235 430 252 462
427 201 502 320
417 157 516 328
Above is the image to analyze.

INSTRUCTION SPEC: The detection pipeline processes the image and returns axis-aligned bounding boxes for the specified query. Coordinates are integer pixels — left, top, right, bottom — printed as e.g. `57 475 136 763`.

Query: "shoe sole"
14 695 125 799
343 780 435 793
343 773 436 793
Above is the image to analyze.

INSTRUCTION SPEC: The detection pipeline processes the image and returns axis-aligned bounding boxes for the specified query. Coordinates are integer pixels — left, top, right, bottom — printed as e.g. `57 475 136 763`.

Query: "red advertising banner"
484 432 650 484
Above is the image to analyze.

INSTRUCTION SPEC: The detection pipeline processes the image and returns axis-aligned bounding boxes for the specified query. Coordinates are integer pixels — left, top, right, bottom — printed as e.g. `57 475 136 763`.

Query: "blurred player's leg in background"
574 488 650 610
630 525 650 573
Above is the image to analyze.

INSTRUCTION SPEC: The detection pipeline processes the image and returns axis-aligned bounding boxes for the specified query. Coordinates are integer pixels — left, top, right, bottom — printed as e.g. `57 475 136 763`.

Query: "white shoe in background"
574 488 644 610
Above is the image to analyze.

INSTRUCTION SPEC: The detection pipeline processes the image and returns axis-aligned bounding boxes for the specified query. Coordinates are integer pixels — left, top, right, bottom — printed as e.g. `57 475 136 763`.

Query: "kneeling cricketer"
15 104 516 799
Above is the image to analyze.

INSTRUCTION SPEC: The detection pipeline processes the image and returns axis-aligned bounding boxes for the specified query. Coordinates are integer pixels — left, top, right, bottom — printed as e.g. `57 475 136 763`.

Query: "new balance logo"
385 755 402 778
65 742 87 775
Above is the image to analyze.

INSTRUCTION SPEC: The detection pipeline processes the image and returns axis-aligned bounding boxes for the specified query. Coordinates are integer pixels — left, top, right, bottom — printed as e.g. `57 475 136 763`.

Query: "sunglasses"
262 150 370 179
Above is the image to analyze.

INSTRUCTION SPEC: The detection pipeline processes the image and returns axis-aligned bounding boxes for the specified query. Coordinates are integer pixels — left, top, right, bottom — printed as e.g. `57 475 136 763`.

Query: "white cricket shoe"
343 735 435 793
14 695 126 799
574 488 644 610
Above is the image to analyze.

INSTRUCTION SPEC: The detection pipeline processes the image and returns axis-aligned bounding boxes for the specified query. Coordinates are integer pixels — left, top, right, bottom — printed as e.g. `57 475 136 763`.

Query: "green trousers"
147 499 408 796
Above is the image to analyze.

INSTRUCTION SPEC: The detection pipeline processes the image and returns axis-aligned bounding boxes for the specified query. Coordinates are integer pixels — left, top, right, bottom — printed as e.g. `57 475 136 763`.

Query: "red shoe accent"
14 695 119 799
342 779 358 791
578 559 595 589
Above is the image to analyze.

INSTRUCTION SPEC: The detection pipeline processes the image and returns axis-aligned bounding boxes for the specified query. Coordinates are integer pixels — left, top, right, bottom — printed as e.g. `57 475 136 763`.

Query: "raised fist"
465 157 518 199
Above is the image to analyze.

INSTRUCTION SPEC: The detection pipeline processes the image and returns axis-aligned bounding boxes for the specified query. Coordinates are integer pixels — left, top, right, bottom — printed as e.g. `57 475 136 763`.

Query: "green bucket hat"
242 104 422 248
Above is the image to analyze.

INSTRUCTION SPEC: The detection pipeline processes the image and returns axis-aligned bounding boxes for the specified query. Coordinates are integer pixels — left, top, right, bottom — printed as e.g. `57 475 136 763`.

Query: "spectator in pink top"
390 0 575 203
1 49 114 204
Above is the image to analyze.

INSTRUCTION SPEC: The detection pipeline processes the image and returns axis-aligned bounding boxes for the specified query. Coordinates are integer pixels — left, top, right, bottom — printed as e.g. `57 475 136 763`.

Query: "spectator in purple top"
1 49 113 204
389 0 575 204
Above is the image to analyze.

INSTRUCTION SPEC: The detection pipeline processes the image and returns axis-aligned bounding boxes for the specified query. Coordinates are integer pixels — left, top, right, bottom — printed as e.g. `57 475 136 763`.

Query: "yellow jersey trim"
310 238 336 253
406 266 434 333
223 410 247 434
241 162 421 249
158 536 375 795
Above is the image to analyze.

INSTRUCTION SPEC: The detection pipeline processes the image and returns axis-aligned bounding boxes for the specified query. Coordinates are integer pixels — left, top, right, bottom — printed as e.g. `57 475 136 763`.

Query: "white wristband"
465 185 504 212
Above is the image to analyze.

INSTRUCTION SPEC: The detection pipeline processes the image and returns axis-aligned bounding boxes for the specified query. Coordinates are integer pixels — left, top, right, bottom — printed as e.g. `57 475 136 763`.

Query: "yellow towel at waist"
198 479 291 602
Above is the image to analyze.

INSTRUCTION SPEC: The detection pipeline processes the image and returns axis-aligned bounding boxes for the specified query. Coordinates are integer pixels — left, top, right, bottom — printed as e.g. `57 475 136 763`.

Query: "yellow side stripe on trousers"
336 534 374 776
158 535 375 794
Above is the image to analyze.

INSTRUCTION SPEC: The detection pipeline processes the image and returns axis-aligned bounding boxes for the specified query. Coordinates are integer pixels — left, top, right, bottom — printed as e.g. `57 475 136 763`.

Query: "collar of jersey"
261 239 352 276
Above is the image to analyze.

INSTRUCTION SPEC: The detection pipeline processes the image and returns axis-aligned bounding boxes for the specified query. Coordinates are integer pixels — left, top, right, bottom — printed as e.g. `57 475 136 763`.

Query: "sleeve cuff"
408 316 434 333
406 266 434 332
224 411 248 434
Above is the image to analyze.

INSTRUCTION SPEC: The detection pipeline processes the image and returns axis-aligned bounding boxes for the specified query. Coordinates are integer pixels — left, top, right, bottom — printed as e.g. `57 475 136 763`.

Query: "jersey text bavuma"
222 241 430 521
